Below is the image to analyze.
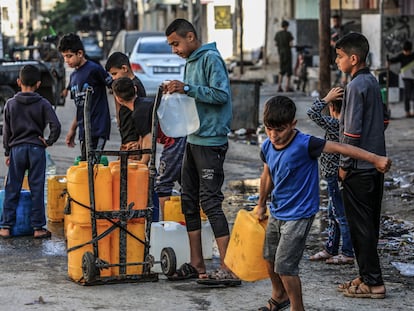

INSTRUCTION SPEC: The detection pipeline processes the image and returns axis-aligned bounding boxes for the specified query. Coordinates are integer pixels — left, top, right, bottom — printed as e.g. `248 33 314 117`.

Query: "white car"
129 36 186 96
108 30 163 57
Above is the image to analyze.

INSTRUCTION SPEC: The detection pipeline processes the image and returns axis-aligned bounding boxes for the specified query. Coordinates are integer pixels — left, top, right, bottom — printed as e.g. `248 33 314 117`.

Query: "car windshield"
126 33 141 54
137 40 172 54
82 37 98 45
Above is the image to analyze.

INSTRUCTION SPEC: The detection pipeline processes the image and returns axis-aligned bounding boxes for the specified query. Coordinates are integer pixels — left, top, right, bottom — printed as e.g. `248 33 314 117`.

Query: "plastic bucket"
0 189 34 236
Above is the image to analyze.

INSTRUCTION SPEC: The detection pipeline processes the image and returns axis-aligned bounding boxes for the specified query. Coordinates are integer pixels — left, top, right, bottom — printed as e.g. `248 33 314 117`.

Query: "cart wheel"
82 251 98 283
145 254 155 268
160 247 176 276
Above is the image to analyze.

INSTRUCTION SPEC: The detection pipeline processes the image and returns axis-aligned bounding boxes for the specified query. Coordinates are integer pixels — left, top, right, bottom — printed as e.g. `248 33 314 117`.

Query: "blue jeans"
325 175 354 257
0 144 46 229
154 137 186 197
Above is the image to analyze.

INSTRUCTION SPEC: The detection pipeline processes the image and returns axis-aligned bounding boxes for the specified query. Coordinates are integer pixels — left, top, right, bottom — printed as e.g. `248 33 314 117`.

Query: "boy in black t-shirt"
111 77 186 219
111 77 153 164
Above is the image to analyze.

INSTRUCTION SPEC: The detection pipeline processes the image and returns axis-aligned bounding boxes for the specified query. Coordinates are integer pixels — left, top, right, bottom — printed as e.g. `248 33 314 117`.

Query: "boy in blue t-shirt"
255 96 391 311
58 33 111 161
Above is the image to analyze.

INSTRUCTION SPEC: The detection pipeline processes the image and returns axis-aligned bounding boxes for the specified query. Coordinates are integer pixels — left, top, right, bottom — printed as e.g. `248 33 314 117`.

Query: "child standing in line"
105 52 147 132
105 53 186 217
335 32 389 299
0 65 61 239
255 96 391 311
307 87 354 265
58 33 111 161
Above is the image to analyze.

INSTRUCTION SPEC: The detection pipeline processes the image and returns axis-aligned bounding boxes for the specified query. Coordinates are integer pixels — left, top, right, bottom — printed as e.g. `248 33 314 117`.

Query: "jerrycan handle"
251 205 269 224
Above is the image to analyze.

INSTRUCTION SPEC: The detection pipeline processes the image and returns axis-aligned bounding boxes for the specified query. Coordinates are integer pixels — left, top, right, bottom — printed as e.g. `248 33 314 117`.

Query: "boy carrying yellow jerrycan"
224 205 270 282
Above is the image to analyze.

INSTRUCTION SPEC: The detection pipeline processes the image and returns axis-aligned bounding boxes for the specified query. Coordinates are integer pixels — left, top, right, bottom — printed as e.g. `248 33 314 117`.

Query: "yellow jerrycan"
66 220 112 282
224 206 270 282
66 162 113 224
110 161 149 211
47 175 67 222
164 195 207 223
110 219 146 276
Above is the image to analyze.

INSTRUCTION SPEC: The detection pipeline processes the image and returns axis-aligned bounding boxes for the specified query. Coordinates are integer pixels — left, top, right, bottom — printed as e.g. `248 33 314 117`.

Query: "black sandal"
167 263 202 281
258 297 290 311
33 228 52 239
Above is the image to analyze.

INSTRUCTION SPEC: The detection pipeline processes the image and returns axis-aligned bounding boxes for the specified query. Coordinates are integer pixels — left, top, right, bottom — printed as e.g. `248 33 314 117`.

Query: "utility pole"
125 0 135 30
0 5 3 59
319 0 331 96
237 0 244 75
188 0 202 41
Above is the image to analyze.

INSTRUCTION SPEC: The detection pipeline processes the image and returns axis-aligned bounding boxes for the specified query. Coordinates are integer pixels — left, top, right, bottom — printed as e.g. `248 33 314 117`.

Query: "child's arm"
323 141 391 173
138 133 152 165
307 98 334 131
256 164 274 221
65 117 78 148
307 87 343 131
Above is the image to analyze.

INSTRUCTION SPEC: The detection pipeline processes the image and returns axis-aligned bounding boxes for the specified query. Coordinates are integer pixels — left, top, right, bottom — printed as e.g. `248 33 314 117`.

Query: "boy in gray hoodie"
0 65 61 239
164 18 238 285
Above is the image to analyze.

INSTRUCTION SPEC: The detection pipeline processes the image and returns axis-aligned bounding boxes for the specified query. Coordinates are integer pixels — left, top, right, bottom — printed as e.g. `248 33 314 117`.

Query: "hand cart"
66 85 178 285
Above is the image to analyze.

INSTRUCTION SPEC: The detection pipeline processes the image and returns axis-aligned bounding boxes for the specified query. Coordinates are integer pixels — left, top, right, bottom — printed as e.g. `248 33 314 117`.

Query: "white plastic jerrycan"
157 93 200 137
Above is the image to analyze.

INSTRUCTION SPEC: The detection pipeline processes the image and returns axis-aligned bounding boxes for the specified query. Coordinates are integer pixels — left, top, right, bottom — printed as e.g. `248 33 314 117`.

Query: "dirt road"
0 85 413 310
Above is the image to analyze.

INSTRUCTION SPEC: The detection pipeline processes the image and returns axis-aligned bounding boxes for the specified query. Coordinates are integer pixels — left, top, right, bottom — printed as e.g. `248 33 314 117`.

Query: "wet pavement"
0 83 414 310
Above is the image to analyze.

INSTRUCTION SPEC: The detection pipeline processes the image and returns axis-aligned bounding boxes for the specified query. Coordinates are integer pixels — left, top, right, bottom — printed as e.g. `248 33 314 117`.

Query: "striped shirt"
307 98 339 178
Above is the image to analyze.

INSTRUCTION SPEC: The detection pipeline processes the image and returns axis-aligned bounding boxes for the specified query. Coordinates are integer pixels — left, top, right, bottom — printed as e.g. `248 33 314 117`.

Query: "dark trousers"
1 144 46 229
342 168 384 286
403 78 414 113
80 137 106 161
181 143 229 238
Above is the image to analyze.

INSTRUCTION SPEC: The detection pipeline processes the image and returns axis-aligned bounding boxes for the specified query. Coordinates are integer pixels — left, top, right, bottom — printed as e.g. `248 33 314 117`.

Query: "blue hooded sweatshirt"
183 42 232 146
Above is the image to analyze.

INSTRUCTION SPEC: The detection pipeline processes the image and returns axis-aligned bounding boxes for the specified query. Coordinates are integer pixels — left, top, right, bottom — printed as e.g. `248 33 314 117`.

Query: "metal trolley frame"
66 86 177 285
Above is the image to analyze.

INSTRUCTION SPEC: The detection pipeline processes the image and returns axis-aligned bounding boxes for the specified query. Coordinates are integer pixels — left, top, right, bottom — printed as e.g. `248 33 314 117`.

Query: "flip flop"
196 269 241 287
337 277 362 292
309 250 332 261
344 282 386 299
33 228 52 239
325 254 354 265
167 263 204 281
258 297 290 311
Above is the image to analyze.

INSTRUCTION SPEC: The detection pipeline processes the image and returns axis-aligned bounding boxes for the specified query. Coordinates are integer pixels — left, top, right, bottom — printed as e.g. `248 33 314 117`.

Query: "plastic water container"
110 219 146 276
22 175 30 190
164 195 207 223
110 161 149 211
224 207 270 282
201 220 214 259
0 190 34 236
157 93 200 137
47 175 67 222
66 220 112 282
150 221 190 273
66 163 112 224
74 155 108 166
149 220 214 273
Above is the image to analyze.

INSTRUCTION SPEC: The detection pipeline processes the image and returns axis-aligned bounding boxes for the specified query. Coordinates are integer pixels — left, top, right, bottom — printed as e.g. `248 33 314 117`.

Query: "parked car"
129 36 186 96
108 30 163 57
82 36 104 62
